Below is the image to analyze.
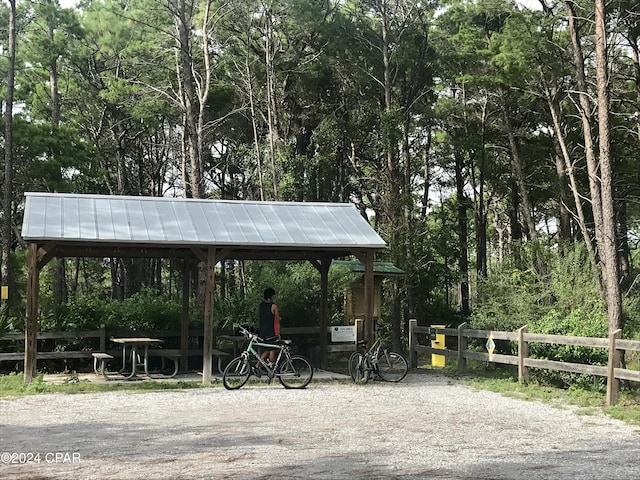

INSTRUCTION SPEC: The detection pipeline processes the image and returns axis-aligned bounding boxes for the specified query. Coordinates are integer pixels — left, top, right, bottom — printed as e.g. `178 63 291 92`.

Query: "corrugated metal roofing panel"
21 192 387 249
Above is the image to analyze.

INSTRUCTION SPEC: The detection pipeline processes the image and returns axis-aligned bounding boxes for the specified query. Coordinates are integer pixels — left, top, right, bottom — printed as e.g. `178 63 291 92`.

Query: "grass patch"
420 360 640 425
0 372 208 398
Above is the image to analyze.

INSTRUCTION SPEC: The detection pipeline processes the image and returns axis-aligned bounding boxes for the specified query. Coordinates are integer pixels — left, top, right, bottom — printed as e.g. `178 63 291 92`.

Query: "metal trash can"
431 325 446 367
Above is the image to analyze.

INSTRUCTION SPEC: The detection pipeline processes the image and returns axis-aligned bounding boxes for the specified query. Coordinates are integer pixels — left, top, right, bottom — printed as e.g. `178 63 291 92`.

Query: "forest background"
1 0 640 386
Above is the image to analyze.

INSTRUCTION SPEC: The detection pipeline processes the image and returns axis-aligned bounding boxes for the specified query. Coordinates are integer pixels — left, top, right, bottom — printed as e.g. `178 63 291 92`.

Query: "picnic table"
219 334 246 358
110 337 164 380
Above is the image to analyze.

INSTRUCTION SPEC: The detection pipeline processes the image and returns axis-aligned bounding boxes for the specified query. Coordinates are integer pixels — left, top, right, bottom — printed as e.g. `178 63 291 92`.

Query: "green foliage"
213 293 256 330
404 199 465 326
471 264 548 332
49 289 183 332
471 242 604 332
528 308 608 390
470 242 611 389
240 261 355 329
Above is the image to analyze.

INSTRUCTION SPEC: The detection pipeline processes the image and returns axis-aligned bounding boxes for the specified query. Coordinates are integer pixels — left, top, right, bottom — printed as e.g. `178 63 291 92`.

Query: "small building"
331 260 404 325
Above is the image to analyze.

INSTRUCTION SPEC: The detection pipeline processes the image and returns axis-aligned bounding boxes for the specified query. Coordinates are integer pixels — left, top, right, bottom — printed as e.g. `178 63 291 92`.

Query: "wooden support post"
355 318 363 342
606 329 622 406
363 252 374 345
457 322 467 374
180 260 191 372
408 319 417 368
318 257 330 370
202 248 216 384
99 324 106 352
518 325 529 385
24 243 39 384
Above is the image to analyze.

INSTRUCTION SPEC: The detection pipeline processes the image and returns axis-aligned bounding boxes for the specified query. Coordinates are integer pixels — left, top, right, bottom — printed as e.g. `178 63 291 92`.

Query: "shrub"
51 288 183 332
527 308 608 390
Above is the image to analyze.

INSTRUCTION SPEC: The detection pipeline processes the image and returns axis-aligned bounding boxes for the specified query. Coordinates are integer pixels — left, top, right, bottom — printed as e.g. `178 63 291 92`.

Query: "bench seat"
0 351 94 361
91 352 115 380
147 349 230 375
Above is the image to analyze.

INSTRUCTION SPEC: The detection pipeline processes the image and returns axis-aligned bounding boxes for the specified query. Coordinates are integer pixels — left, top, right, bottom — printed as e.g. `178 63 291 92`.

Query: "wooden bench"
212 349 230 374
148 351 180 378
147 349 230 376
0 351 95 365
91 352 115 380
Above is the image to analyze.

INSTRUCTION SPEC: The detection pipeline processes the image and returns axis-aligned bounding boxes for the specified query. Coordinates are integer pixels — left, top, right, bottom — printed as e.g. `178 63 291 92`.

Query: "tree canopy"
2 0 640 357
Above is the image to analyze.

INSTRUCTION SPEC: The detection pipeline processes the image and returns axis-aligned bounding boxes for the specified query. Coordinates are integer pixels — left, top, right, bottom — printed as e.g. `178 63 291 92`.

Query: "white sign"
330 326 356 343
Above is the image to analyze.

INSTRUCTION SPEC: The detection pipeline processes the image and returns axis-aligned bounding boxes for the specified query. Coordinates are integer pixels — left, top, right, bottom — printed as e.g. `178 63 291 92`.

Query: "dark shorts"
262 336 278 351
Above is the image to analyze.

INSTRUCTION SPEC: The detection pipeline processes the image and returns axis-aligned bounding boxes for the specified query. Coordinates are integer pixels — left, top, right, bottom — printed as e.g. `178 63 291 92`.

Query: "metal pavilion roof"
22 192 386 251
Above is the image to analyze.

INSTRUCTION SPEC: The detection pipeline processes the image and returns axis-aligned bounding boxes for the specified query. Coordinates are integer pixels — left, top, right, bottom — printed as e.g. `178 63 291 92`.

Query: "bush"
51 288 184 331
527 308 608 390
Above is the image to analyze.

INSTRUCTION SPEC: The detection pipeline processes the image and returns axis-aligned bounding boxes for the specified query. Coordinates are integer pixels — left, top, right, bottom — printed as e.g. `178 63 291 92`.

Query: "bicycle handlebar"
237 325 264 342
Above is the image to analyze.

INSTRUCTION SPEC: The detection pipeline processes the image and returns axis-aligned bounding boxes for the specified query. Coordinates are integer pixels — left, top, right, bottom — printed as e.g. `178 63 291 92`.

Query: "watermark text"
1 452 81 464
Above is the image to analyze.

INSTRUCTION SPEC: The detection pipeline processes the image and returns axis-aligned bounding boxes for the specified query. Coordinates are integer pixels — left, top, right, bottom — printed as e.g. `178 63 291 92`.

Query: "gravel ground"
0 373 639 480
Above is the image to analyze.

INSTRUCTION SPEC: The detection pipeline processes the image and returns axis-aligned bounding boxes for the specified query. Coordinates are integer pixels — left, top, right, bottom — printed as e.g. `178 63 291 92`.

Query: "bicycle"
348 335 408 384
222 326 314 390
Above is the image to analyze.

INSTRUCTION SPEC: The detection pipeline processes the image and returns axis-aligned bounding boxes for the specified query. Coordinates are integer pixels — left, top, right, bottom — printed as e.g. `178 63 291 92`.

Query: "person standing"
258 287 281 366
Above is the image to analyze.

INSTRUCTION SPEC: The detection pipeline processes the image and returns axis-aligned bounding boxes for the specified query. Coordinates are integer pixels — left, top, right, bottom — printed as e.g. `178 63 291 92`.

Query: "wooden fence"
408 320 640 406
0 323 359 369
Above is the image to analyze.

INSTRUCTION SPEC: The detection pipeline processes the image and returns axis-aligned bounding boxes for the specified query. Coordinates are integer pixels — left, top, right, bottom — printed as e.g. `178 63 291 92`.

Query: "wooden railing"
0 323 359 367
0 327 209 365
408 320 640 406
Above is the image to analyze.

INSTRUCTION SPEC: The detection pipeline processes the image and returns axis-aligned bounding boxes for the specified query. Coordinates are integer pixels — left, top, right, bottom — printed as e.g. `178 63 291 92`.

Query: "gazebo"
21 192 386 384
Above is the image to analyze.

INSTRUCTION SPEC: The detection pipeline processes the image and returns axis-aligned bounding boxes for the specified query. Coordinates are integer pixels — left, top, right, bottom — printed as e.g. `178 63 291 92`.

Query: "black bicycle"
348 336 408 384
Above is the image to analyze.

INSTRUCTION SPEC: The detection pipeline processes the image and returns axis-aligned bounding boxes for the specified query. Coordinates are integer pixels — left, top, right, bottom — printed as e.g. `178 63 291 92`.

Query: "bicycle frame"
358 337 390 375
349 330 408 384
238 329 292 380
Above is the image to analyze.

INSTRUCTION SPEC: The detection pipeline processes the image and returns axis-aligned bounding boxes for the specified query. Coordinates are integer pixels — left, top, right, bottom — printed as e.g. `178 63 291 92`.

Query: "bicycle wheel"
222 356 251 390
348 352 369 384
278 356 313 389
376 350 408 382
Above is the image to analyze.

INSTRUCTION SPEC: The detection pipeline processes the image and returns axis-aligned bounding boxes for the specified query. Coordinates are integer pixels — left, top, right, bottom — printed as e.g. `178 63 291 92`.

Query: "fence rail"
0 324 358 367
408 320 640 406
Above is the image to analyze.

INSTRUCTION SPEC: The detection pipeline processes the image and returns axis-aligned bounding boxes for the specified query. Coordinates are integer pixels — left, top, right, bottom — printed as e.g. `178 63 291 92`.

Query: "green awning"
331 260 404 276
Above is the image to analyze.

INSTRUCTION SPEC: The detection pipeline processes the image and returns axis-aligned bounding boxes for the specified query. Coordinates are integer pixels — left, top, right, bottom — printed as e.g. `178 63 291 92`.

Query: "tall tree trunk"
175 0 202 198
380 0 403 345
471 100 488 279
566 1 604 254
502 101 537 241
594 0 623 332
246 50 265 201
455 150 470 316
264 3 280 199
197 0 212 191
49 17 67 309
617 199 631 291
421 129 431 217
2 0 16 311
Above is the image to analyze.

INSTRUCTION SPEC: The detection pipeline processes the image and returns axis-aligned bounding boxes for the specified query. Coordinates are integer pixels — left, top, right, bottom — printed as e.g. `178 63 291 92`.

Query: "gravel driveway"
1 373 639 479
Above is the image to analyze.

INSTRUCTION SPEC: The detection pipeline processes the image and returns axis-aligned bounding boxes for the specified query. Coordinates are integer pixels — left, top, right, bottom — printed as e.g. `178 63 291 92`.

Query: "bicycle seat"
276 339 292 346
357 340 367 347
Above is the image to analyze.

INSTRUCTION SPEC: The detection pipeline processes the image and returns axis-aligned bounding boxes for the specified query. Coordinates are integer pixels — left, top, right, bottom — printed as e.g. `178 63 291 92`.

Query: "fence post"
518 325 529 385
99 324 106 352
408 319 417 368
457 322 467 374
606 329 623 406
355 319 363 342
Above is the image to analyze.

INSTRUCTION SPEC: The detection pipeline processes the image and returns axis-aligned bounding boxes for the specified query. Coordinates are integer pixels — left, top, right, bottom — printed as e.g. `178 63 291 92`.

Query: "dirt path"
1 374 639 479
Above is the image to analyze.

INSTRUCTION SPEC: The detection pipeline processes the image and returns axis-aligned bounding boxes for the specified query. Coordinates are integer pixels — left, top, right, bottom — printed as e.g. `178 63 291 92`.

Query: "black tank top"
259 301 276 338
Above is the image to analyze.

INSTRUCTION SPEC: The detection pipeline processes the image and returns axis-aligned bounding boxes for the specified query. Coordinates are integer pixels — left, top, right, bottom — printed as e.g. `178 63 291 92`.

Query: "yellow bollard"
431 325 446 367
